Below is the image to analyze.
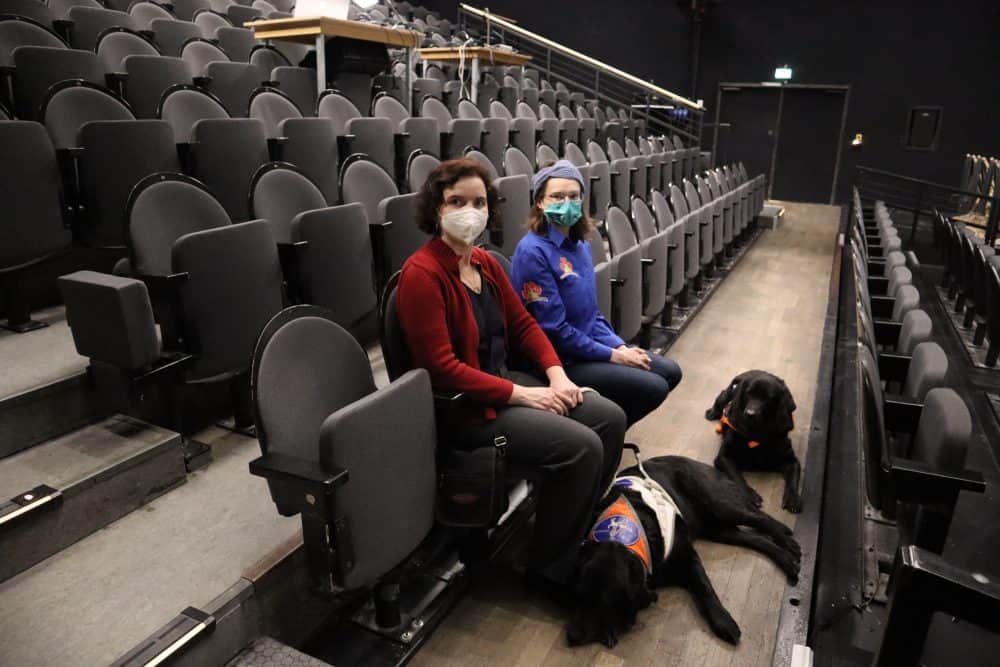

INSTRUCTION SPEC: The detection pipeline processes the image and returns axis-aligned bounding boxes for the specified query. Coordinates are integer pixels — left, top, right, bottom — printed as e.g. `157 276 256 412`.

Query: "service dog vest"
589 476 682 574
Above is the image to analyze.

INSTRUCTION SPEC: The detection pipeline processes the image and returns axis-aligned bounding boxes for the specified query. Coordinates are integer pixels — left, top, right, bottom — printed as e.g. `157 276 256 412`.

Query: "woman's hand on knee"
545 366 584 411
508 384 567 415
611 345 651 370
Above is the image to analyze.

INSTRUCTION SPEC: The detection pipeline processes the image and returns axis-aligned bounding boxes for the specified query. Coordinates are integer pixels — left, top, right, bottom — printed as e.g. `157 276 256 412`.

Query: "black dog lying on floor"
567 451 801 648
705 370 802 513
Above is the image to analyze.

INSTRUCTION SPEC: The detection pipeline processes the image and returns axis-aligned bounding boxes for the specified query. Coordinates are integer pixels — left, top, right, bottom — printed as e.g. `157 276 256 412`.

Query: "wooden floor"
411 202 841 667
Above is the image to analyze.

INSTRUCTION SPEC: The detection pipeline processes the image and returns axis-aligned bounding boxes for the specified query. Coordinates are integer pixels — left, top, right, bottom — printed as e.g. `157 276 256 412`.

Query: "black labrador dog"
705 370 802 513
567 453 801 648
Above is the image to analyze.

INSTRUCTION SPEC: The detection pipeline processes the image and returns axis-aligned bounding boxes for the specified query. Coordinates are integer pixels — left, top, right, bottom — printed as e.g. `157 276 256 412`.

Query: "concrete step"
0 414 185 584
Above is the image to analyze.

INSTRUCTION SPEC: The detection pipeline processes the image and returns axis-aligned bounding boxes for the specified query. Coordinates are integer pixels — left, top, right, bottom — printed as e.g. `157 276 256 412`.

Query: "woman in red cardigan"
398 159 626 581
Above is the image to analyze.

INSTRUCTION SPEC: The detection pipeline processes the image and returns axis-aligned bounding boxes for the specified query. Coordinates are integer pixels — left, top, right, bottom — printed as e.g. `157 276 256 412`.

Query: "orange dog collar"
714 404 795 448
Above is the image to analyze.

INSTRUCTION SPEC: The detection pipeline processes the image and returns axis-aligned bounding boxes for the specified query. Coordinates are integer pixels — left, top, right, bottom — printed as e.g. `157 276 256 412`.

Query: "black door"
715 86 778 186
772 88 847 203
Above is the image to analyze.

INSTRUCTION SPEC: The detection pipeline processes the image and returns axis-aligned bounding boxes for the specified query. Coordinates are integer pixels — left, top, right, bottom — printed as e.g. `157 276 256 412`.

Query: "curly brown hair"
528 159 594 243
415 158 501 235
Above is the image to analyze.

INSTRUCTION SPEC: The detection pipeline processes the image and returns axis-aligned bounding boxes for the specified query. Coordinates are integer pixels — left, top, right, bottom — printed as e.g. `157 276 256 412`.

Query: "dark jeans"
565 351 682 428
444 372 626 567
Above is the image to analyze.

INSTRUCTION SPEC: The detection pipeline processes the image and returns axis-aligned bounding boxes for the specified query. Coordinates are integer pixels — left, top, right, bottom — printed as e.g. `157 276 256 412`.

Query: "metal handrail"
456 3 703 144
459 4 700 110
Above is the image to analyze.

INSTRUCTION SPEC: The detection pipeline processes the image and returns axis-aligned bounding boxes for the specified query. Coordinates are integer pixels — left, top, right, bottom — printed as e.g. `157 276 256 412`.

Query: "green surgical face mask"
543 199 583 227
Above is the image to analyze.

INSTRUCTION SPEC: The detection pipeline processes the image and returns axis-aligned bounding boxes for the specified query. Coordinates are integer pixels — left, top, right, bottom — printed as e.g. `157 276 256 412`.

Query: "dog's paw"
710 610 741 645
705 407 722 421
747 488 763 508
782 494 803 514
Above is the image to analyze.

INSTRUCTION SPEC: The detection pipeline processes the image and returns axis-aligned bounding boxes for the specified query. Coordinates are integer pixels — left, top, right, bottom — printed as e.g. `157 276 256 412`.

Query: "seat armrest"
641 257 655 265
131 351 195 386
868 259 886 274
878 352 912 384
249 452 349 517
889 456 986 504
133 272 190 294
873 318 903 346
868 275 890 296
610 276 628 287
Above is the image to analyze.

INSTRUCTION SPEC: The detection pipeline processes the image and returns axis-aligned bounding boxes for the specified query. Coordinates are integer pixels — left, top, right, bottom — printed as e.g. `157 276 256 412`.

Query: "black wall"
422 0 1000 200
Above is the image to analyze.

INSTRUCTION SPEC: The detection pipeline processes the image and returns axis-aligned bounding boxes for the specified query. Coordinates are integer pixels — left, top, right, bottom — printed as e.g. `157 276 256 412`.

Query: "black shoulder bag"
435 435 509 528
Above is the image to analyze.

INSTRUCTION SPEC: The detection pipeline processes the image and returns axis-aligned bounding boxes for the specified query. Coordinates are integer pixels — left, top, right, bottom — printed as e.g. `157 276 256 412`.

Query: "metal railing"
855 165 999 248
456 4 704 144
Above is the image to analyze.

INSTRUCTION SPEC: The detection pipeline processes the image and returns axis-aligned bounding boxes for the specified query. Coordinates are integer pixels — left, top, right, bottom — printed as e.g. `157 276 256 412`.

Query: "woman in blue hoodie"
511 160 682 427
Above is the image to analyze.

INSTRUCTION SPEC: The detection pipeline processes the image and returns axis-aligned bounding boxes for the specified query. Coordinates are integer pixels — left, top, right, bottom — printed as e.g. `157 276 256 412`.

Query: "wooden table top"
245 16 422 47
417 46 533 66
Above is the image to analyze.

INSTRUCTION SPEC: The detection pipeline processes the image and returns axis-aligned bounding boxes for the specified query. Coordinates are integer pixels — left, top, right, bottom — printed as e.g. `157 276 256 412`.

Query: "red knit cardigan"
397 237 562 420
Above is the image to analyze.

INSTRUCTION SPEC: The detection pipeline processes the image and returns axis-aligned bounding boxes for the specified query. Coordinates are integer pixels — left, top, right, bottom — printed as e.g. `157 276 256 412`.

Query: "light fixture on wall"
774 66 792 82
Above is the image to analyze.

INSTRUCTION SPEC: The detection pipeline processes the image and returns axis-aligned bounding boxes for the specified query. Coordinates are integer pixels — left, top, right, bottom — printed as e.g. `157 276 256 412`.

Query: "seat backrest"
406 151 440 193
180 37 229 75
318 90 362 135
0 121 72 268
96 28 159 74
250 162 326 243
127 172 231 275
903 342 948 401
42 80 135 149
420 94 453 131
1 16 66 68
587 139 607 163
515 101 537 121
563 142 587 167
159 84 230 143
175 219 283 381
191 117 269 221
340 157 399 225
606 206 637 256
67 6 138 51
490 100 512 120
607 139 625 161
503 146 534 178
125 55 192 119
631 197 658 242
249 43 289 73
151 18 201 57
896 308 934 354
536 143 558 166
3 0 57 26
78 119 181 248
912 388 972 473
857 342 890 509
495 174 531 258
587 160 611 221
12 45 101 121
892 285 920 322
650 189 674 231
380 272 412 381
669 183 690 217
280 116 340 205
465 148 498 181
272 66 318 116
130 1 173 28
193 8 231 39
173 0 212 21
373 92 409 128
248 87 302 138
457 98 482 119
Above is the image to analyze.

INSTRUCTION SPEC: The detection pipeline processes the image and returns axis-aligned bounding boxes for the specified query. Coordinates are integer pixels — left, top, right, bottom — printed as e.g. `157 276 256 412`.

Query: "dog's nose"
744 407 758 418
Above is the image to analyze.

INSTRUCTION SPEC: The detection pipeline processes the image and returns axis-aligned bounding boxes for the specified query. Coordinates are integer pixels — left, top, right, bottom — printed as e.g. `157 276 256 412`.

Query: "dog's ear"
706 377 741 420
779 380 797 414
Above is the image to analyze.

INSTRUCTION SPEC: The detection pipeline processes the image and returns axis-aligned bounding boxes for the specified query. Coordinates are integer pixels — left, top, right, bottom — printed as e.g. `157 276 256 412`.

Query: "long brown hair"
528 159 594 243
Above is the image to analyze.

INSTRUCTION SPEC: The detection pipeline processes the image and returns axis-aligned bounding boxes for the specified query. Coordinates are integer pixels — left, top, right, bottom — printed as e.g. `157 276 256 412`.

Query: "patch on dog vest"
614 476 681 562
589 495 653 574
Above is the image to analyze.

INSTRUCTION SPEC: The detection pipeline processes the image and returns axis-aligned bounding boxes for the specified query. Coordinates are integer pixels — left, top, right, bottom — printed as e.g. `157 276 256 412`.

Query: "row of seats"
851 190 983 556
935 210 1000 366
957 152 998 220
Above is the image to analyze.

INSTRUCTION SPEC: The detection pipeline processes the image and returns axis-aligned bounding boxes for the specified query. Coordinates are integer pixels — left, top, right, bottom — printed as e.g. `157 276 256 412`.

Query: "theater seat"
250 306 436 594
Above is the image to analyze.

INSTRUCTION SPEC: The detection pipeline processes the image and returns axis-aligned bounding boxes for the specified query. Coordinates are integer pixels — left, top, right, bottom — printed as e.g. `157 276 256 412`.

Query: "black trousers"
445 372 626 567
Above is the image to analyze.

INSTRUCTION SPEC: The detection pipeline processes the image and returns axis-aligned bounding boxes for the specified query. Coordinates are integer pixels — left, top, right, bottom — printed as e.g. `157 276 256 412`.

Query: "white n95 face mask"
440 207 489 246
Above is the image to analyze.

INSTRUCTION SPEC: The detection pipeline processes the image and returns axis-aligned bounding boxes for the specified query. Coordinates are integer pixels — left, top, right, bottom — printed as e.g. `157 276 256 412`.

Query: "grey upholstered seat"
318 91 394 175
215 26 253 61
630 197 670 321
190 117 269 221
422 95 480 158
279 117 341 204
204 60 265 116
248 87 301 138
590 140 631 214
493 174 530 258
669 183 700 282
11 45 101 120
124 55 192 118
406 152 440 194
249 162 325 243
158 84 230 142
151 18 202 57
272 66 318 116
896 309 933 355
126 173 231 276
95 28 159 75
563 142 588 167
174 219 283 381
0 122 72 329
373 93 440 159
2 0 57 26
41 80 135 150
696 174 724 256
604 207 643 342
47 0 103 21
607 203 664 326
502 146 534 179
67 7 138 51
226 4 261 25
902 342 948 401
193 9 232 39
129 1 173 29
252 307 436 590
77 119 181 247
892 285 920 322
249 44 289 73
180 37 229 75
173 0 212 21
684 178 714 268
465 148 498 181
535 142 558 167
0 16 66 77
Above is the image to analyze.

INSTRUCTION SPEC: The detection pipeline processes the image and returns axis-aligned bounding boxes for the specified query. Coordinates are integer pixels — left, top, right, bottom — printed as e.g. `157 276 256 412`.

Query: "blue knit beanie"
531 159 585 201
